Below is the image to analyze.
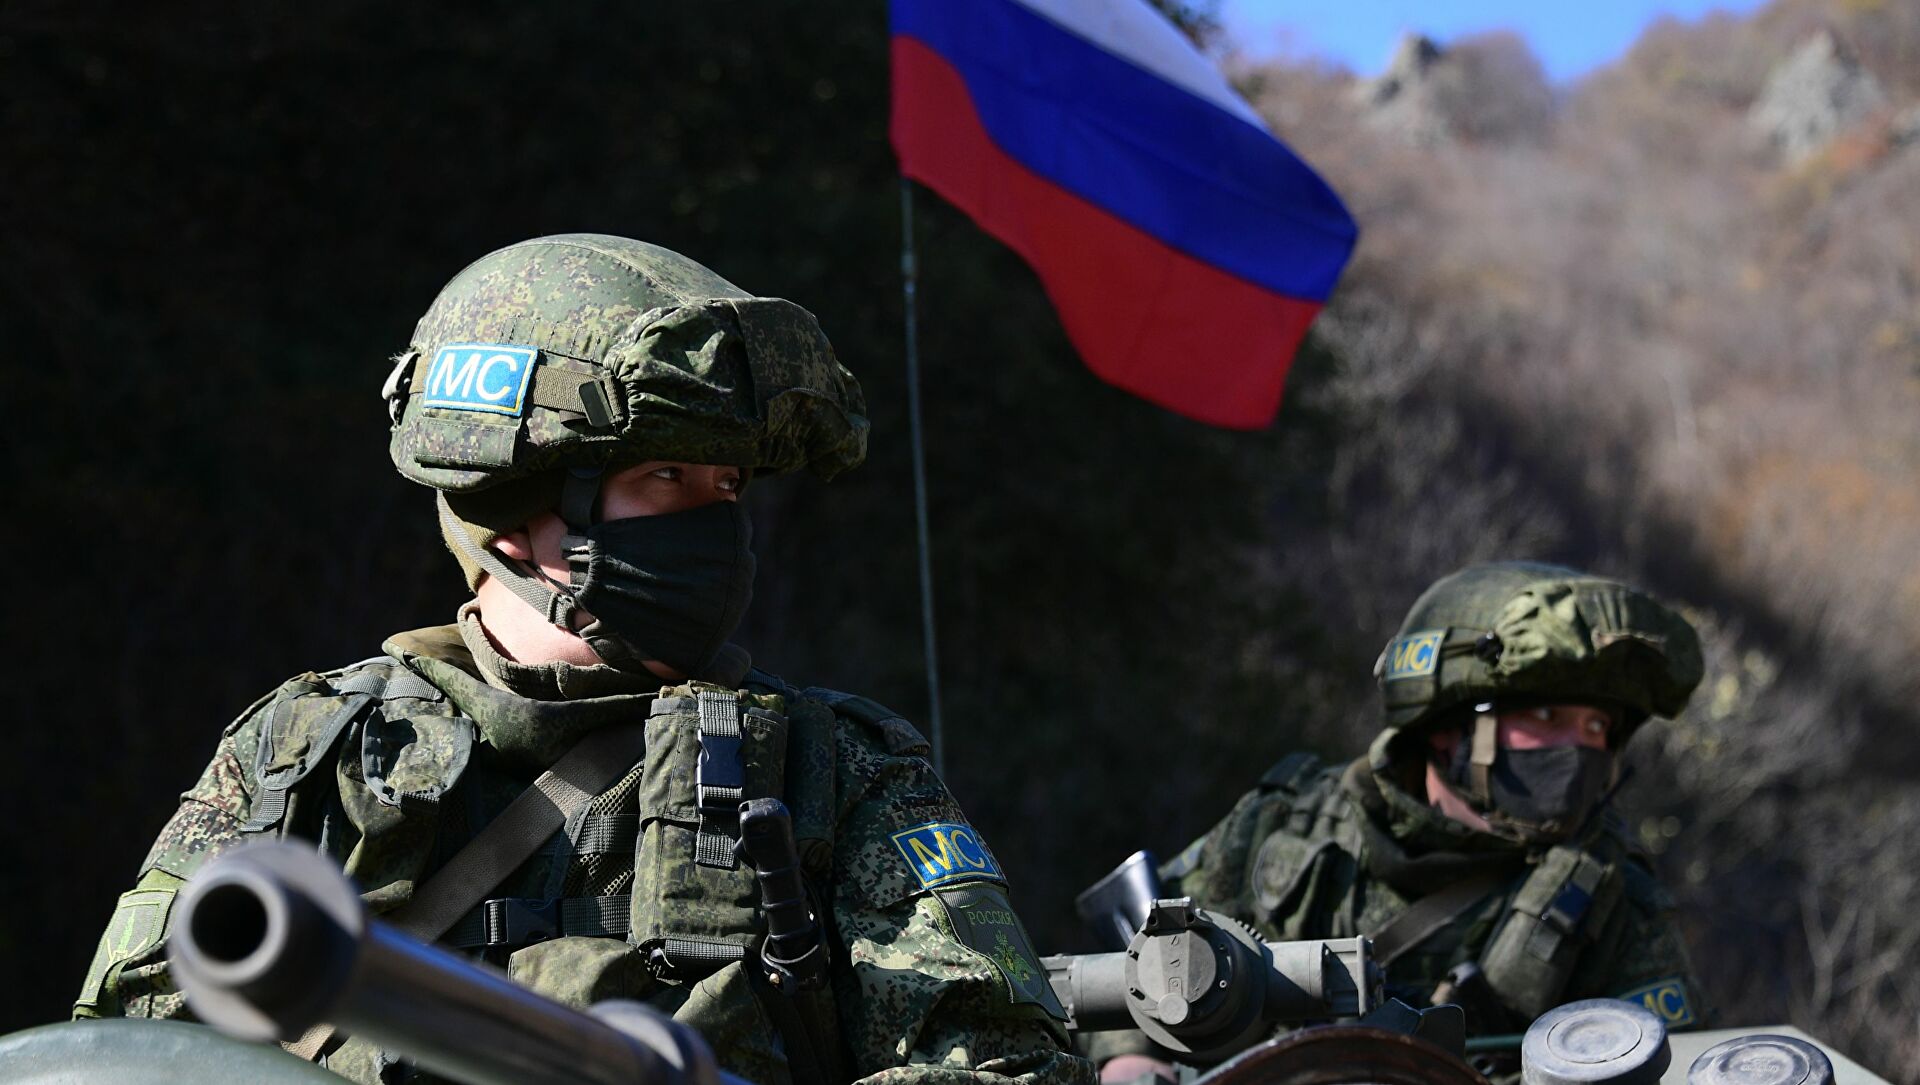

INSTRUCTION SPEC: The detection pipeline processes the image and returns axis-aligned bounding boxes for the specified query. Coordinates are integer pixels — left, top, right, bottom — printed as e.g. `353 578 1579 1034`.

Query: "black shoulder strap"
802 686 930 757
1367 867 1511 966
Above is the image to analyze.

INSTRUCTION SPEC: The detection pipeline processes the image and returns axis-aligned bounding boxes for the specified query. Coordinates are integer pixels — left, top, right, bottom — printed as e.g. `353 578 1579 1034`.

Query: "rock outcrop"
1747 30 1886 161
1353 31 1555 148
1353 34 1453 146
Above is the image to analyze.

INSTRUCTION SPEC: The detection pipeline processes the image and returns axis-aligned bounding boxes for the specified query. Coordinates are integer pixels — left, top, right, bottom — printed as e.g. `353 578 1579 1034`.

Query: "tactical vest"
233 656 917 1085
1187 753 1629 1023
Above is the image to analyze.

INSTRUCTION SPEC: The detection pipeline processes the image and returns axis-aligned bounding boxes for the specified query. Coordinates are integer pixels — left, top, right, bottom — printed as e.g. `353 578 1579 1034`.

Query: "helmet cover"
1375 561 1703 745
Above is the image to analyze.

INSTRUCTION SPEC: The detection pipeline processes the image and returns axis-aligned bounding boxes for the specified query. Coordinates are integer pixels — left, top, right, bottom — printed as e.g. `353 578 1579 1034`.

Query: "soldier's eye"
718 474 742 493
1585 716 1610 735
1531 706 1553 722
650 466 683 482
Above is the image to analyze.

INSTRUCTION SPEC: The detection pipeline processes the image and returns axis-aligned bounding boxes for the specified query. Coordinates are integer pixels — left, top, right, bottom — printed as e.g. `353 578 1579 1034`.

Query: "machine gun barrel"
169 842 741 1085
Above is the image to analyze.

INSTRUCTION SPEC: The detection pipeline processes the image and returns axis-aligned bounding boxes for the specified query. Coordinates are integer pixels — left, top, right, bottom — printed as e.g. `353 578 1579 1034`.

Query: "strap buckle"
381 351 419 426
1540 856 1606 934
694 690 746 869
696 731 747 817
483 897 559 947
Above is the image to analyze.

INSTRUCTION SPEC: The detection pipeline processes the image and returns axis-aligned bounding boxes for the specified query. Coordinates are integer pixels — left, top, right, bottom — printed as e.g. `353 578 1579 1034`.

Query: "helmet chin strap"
1469 704 1499 808
434 465 606 633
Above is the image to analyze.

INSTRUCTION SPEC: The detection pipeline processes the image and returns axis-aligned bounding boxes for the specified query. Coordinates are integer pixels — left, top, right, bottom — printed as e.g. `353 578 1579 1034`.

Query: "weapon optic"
1042 897 1382 1063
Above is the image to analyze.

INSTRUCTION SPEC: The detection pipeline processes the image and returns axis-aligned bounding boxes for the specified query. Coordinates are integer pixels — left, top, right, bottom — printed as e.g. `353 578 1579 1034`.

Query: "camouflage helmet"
382 233 869 586
1375 561 1703 746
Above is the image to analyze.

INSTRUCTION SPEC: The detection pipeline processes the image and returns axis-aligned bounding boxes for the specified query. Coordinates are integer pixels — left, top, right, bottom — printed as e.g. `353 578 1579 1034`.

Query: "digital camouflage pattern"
392 233 870 591
77 626 1089 1085
1160 741 1703 1026
392 233 869 492
1377 562 1704 740
1084 564 1706 1080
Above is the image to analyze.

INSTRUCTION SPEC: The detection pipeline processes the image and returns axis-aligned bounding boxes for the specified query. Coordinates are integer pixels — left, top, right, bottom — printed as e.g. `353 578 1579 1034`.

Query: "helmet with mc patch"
1375 561 1704 746
386 233 868 492
383 233 868 588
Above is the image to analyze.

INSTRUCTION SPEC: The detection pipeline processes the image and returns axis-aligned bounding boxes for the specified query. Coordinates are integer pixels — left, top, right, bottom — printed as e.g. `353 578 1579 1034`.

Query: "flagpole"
899 177 947 777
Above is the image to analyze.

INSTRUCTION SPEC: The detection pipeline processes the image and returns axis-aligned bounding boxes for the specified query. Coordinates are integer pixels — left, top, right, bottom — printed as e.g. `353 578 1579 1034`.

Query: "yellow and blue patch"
422 343 539 416
1385 630 1445 680
892 822 1002 889
1619 976 1697 1027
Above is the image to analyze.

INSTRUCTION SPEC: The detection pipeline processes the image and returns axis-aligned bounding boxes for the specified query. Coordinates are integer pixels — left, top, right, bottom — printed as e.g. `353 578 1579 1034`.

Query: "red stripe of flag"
891 36 1323 429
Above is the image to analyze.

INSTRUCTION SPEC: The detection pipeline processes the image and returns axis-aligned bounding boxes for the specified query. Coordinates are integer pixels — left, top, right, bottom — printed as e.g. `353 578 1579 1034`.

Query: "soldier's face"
1426 703 1614 755
497 460 746 582
1496 704 1613 751
1422 703 1614 833
475 461 748 673
599 461 747 518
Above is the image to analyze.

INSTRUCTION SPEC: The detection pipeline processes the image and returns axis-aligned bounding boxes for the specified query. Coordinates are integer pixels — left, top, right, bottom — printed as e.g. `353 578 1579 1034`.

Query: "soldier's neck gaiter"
1447 741 1612 840
457 603 664 701
548 500 756 678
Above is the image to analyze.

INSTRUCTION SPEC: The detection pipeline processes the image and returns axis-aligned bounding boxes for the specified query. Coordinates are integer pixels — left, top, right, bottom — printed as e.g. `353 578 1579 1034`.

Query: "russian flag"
890 0 1358 429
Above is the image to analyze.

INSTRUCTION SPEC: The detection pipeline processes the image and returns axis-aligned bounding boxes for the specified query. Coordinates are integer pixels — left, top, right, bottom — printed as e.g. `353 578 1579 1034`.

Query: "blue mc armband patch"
1385 630 1445 680
892 822 1003 890
422 343 539 416
1619 976 1697 1028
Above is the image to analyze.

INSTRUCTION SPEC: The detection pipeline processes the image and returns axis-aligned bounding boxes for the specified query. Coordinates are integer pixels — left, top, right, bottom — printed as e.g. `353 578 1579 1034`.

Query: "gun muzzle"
171 842 734 1085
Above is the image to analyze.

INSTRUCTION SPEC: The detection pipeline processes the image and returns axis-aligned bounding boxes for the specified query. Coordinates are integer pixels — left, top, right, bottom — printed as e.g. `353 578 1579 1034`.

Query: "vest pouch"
1251 832 1343 941
240 688 370 838
335 712 477 910
647 958 792 1085
1479 844 1623 1019
634 687 790 972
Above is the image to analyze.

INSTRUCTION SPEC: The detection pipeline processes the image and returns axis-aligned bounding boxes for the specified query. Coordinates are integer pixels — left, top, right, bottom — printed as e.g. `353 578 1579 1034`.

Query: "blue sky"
1220 0 1770 83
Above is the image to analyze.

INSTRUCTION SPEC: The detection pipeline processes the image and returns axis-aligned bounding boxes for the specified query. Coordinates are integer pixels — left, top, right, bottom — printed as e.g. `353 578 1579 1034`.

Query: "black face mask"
551 500 756 677
1448 741 1613 839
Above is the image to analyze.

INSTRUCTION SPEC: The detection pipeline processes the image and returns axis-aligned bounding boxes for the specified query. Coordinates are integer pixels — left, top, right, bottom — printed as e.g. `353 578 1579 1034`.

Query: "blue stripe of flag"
892 0 1357 302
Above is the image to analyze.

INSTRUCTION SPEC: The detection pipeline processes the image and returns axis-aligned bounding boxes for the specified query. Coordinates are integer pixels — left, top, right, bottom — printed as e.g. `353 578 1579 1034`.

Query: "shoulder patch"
1384 630 1445 680
422 343 539 416
76 885 177 1013
931 882 1067 1021
1618 976 1697 1028
892 822 1003 889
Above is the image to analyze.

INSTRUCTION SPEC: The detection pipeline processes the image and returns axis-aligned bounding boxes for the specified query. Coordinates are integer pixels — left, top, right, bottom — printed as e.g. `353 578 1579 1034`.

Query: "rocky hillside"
1231 0 1920 1073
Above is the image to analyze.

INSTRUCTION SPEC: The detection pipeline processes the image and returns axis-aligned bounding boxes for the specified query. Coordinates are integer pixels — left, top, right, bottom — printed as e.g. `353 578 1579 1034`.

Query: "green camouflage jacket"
76 624 1090 1085
1161 734 1704 1038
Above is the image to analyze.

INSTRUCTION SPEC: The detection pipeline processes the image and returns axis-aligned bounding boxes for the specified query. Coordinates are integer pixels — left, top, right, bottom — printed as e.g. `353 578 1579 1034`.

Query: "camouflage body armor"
1162 746 1698 1030
77 236 1084 1085
1162 564 1708 1045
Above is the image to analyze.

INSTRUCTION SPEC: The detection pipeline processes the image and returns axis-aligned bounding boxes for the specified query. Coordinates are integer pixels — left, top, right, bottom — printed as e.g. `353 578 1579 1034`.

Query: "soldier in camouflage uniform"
76 234 1091 1085
1098 562 1706 1082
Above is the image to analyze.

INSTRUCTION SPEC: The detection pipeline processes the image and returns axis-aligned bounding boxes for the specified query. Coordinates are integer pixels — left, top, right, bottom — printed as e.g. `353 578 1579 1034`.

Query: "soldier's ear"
490 527 536 562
